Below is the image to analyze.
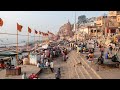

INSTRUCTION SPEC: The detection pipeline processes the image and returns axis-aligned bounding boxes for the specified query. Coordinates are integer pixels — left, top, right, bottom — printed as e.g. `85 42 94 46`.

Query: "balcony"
108 11 120 16
117 15 120 22
108 19 118 27
95 20 103 26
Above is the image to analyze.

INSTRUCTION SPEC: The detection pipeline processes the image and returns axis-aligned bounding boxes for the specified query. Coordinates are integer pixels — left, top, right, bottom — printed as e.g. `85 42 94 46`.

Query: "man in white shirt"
50 61 54 73
41 54 44 63
22 72 27 79
37 62 40 68
45 61 49 68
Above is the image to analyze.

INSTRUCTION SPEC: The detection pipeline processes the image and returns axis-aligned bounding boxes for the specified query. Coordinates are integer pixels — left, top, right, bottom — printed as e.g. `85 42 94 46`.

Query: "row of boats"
0 40 54 56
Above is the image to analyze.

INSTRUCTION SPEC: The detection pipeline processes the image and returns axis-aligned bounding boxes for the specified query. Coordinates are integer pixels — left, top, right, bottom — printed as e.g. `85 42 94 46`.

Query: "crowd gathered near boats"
0 40 70 79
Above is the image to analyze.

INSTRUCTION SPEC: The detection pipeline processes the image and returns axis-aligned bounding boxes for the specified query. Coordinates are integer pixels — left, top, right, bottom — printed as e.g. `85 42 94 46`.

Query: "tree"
77 15 87 25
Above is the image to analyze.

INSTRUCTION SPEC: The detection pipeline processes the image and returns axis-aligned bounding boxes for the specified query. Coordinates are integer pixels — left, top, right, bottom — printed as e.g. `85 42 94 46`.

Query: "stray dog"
77 62 82 65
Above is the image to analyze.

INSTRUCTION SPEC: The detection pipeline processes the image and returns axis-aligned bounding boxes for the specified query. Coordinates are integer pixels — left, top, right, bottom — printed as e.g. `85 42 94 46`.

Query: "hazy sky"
0 11 108 40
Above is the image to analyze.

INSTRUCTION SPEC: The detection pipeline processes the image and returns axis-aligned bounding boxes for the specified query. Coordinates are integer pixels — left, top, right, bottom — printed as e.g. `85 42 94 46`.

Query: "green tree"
77 15 87 25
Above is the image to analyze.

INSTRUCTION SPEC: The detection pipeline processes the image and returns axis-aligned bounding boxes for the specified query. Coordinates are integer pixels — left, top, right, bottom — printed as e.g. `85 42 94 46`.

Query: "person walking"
50 61 54 73
37 62 40 68
55 68 61 79
96 55 104 71
97 55 104 65
77 45 79 54
22 72 27 79
109 45 113 54
45 60 49 68
100 46 104 56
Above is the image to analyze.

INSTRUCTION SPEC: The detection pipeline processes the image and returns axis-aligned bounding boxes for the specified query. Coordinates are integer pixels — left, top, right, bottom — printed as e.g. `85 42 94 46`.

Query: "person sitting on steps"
97 55 104 65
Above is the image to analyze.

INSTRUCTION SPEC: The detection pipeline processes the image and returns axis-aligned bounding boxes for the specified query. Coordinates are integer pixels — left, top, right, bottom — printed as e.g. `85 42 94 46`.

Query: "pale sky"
0 11 108 40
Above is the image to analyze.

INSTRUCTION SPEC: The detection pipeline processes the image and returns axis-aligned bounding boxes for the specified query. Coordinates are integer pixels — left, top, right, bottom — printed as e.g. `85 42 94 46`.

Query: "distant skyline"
0 11 108 40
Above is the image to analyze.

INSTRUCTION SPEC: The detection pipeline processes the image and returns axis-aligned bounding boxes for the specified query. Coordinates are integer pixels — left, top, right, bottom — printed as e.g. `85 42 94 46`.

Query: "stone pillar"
109 29 111 36
93 29 95 36
96 30 98 37
116 29 119 34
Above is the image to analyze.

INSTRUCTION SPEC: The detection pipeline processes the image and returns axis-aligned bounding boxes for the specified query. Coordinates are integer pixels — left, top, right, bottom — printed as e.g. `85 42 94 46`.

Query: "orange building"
95 11 120 36
108 11 120 16
107 11 120 35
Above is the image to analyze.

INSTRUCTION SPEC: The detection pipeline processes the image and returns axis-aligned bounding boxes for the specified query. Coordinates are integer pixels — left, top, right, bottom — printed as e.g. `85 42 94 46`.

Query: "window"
91 30 93 33
112 16 116 19
118 18 120 22
97 30 100 32
117 11 120 15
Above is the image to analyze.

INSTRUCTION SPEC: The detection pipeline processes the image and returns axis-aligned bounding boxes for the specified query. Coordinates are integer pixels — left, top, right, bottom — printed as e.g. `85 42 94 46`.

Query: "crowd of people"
21 37 120 79
33 43 69 79
70 38 120 68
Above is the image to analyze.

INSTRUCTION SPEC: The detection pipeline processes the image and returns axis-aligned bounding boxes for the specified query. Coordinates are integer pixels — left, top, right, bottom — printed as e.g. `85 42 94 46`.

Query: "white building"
78 26 89 34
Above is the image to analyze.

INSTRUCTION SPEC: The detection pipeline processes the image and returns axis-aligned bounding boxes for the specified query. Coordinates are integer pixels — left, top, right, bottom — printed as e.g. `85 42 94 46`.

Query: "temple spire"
67 19 70 24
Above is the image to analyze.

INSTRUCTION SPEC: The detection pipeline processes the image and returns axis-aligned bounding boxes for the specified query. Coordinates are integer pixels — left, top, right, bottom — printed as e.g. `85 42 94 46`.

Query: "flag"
42 32 44 36
28 27 32 33
39 31 41 34
0 18 3 27
46 33 48 36
17 23 23 32
35 30 38 34
48 31 54 36
45 33 48 36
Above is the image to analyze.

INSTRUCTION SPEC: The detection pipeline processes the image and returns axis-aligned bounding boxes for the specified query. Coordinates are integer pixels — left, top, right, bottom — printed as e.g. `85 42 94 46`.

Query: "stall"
0 56 11 68
6 66 21 76
0 56 21 76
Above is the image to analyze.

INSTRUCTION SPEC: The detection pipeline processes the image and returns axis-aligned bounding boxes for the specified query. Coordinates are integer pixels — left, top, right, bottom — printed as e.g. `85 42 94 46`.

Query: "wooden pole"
28 32 30 61
34 32 36 53
39 33 40 45
75 11 77 43
16 29 18 65
42 34 43 44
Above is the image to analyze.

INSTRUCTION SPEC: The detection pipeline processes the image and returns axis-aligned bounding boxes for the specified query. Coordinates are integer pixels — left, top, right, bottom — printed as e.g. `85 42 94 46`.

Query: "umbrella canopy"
0 56 11 62
42 44 49 49
0 51 17 56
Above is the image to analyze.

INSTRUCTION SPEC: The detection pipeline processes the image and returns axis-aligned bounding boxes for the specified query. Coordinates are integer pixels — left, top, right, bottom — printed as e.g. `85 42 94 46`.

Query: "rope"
0 32 45 37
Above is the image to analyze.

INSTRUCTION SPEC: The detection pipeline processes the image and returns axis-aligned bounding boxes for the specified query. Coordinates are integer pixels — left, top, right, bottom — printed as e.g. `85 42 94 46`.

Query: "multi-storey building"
105 11 120 35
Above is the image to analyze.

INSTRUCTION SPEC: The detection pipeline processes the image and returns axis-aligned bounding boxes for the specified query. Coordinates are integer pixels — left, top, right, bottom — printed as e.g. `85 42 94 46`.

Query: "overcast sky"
0 11 108 40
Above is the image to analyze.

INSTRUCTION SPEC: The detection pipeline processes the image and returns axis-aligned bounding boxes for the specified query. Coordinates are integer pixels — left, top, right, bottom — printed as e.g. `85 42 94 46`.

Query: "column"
109 29 111 36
